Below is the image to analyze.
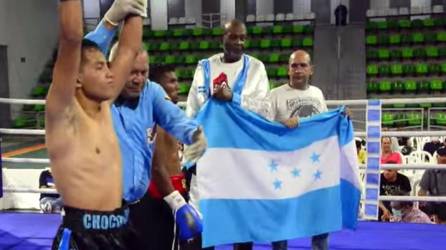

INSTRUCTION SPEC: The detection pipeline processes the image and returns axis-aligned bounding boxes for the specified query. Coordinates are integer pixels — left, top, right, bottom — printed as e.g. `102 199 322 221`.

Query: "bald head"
224 19 246 34
288 50 313 89
222 19 247 63
289 50 312 65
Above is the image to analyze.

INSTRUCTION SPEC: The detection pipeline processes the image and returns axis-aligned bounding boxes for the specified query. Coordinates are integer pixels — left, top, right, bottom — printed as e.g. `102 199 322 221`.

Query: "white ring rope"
379 195 446 202
0 128 45 135
2 157 50 164
359 164 446 170
0 97 445 107
2 187 57 194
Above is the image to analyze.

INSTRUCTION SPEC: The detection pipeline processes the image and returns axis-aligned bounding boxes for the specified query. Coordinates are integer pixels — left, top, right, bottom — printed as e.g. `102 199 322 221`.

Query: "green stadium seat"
367 49 378 60
390 64 403 76
429 64 441 75
159 42 171 51
199 41 210 50
260 39 272 49
245 39 259 49
436 32 446 42
292 25 304 34
211 27 224 36
403 80 417 93
192 27 209 37
407 112 422 126
272 25 284 34
276 67 288 77
366 35 378 46
440 48 446 58
178 83 191 95
293 38 302 47
413 48 426 59
257 54 269 62
430 79 444 91
441 63 446 74
389 34 401 45
367 64 378 77
426 47 439 58
378 80 392 93
153 30 168 38
390 49 402 60
382 112 395 127
280 38 293 48
149 55 163 64
178 41 190 51
210 41 220 49
172 28 186 37
412 19 424 29
251 26 264 35
185 55 198 65
398 19 411 29
175 55 185 64
143 28 153 38
12 116 30 128
378 64 390 76
302 37 313 47
31 86 47 97
378 48 390 60
394 112 408 127
401 47 413 59
164 55 176 64
402 64 415 76
33 105 45 112
423 18 435 28
147 43 159 52
411 32 424 44
434 112 446 125
268 53 280 63
377 20 388 30
415 63 429 75
367 81 379 94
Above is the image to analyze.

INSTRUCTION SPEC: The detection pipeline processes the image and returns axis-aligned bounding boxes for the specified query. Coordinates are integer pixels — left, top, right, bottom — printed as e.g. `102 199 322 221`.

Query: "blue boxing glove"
164 190 203 241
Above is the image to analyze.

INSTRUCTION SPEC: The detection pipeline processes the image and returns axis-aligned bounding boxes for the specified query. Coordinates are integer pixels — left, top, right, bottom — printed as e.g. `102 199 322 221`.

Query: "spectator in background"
423 137 442 157
389 191 433 224
38 168 62 213
401 137 414 156
356 138 366 164
381 137 402 164
419 146 446 224
379 161 411 221
334 3 348 26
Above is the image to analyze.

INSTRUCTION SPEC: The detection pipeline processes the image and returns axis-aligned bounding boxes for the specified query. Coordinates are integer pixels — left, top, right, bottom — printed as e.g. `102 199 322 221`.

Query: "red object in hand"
147 174 187 199
213 72 229 92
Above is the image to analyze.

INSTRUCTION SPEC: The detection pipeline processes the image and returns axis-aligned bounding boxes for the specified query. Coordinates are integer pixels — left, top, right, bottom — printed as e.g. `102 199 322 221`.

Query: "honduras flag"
195 100 361 247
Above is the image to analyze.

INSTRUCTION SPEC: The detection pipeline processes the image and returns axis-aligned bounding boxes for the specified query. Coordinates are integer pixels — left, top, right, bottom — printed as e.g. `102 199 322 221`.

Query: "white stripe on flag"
198 136 341 200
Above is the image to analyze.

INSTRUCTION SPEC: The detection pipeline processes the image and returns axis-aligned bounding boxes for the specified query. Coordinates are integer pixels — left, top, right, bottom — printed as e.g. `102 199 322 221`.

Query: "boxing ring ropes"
1 97 446 221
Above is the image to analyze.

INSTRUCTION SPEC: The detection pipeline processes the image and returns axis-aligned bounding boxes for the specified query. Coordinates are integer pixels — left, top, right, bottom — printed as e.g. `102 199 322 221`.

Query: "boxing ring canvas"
0 212 444 250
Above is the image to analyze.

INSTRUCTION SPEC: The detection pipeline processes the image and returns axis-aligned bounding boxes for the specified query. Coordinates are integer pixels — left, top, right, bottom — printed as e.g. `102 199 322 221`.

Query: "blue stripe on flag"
201 180 359 247
196 101 350 151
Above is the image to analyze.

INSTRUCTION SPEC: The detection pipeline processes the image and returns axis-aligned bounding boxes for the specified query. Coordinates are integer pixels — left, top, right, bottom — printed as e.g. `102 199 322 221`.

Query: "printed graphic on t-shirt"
286 97 323 118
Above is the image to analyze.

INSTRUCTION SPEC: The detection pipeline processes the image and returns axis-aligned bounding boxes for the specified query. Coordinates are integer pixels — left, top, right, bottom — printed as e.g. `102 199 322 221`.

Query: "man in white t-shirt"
185 19 270 250
269 50 329 250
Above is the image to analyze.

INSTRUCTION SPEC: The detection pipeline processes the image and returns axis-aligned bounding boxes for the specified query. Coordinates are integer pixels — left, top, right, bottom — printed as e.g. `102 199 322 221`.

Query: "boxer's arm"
151 129 175 196
46 0 82 116
108 13 143 102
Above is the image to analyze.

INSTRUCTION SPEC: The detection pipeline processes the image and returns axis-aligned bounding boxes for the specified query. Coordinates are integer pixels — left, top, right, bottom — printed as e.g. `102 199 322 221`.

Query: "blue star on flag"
310 152 321 163
313 170 322 180
291 168 301 178
273 179 283 190
269 160 279 173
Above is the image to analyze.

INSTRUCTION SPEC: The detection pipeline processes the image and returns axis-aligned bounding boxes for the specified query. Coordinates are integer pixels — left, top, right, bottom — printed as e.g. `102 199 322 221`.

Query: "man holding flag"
191 48 360 249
